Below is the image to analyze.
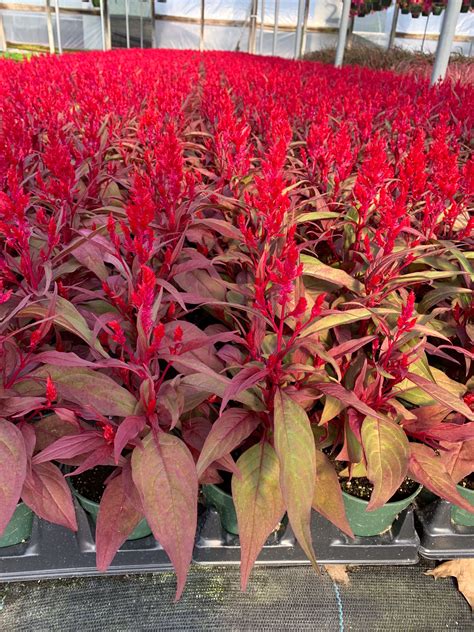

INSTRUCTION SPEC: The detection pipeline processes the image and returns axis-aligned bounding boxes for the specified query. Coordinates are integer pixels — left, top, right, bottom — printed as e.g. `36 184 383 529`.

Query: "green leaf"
313 450 353 537
18 296 107 356
196 409 260 479
232 442 285 590
361 417 409 511
179 373 264 412
16 366 137 417
319 395 346 425
132 431 198 600
301 254 364 294
303 307 396 337
316 381 388 421
0 420 27 536
296 211 340 223
408 444 473 512
406 373 474 420
273 389 317 567
418 286 472 313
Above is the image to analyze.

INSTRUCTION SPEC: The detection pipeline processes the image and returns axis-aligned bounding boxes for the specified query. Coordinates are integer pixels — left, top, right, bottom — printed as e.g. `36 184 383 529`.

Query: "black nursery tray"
0 500 173 583
416 500 474 560
0 503 419 582
194 507 420 566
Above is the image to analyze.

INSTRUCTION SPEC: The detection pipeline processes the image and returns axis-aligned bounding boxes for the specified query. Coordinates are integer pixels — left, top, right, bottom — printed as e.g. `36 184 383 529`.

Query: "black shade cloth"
0 562 471 631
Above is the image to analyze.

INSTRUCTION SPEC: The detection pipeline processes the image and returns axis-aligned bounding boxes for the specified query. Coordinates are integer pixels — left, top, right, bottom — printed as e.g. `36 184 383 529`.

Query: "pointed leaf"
33 433 105 464
361 417 409 510
132 432 198 600
219 365 268 414
197 409 260 478
313 450 353 537
34 413 79 452
18 296 106 355
316 381 387 421
407 373 474 420
114 416 146 463
96 473 143 572
273 390 317 567
17 366 138 417
408 444 473 512
301 255 364 294
232 442 285 590
0 420 27 536
439 440 474 484
22 462 78 531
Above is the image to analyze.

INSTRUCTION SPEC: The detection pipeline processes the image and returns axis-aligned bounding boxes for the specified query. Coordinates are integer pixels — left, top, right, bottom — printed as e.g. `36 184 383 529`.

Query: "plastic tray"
416 500 474 560
194 507 420 566
0 500 173 582
0 503 419 582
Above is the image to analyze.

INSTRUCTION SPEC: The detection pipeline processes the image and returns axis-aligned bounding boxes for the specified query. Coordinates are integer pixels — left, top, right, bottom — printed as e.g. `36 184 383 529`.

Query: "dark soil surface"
340 475 419 502
334 459 419 502
459 473 474 491
71 466 115 503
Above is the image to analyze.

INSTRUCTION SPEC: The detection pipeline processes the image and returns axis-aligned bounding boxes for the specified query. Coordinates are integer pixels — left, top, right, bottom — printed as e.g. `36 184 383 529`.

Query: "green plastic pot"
202 484 239 535
451 485 474 527
0 503 34 548
342 485 422 537
72 487 152 540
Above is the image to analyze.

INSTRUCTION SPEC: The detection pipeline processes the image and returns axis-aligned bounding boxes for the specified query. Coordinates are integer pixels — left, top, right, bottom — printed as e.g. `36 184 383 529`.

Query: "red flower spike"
46 376 57 406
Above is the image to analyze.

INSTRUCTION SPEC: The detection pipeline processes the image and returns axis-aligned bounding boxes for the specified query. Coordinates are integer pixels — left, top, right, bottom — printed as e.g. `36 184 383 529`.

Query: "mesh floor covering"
0 562 472 631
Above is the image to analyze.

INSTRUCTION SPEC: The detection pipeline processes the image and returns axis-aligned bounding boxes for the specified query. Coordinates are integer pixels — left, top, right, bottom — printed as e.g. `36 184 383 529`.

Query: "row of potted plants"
0 49 473 598
352 1 473 18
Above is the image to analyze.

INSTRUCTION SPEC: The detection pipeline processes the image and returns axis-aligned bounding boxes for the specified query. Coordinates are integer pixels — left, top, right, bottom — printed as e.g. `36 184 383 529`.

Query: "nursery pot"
401 8 410 13
432 6 443 14
342 485 422 537
71 484 152 541
450 485 474 527
0 503 34 548
202 484 239 535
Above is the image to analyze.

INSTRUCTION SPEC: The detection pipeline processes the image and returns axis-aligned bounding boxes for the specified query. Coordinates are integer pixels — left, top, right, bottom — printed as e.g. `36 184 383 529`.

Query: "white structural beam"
294 0 305 59
387 4 399 50
249 0 258 53
54 0 62 53
431 0 462 85
125 0 130 48
200 0 205 51
335 0 351 67
272 0 280 55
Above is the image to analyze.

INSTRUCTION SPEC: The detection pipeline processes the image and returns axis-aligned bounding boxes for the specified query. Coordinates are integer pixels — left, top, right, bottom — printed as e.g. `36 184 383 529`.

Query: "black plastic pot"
416 497 474 560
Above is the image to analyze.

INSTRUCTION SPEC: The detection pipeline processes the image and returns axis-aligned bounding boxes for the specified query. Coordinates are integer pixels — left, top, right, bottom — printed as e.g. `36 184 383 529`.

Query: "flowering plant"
0 50 472 597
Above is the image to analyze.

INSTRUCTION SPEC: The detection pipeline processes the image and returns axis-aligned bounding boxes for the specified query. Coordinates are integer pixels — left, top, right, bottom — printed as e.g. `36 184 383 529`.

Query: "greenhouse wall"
0 0 472 55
